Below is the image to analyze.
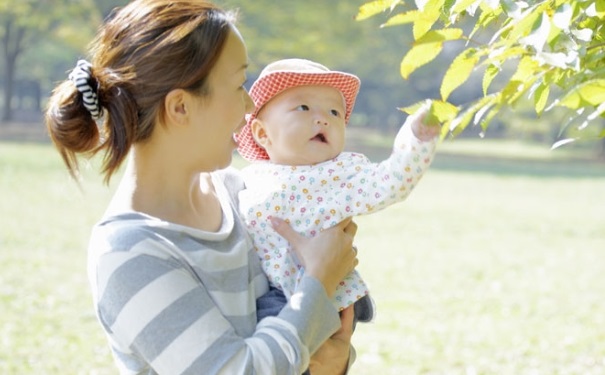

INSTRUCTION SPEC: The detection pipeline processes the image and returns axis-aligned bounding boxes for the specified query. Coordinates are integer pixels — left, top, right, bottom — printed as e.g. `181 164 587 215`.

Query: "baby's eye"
296 104 310 111
330 109 342 117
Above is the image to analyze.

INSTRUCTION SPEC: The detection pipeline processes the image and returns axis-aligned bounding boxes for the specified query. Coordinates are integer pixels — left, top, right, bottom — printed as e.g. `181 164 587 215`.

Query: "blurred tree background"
0 0 603 156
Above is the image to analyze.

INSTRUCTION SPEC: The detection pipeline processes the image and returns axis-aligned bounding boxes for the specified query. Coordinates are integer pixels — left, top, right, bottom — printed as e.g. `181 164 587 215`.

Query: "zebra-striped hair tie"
68 60 101 119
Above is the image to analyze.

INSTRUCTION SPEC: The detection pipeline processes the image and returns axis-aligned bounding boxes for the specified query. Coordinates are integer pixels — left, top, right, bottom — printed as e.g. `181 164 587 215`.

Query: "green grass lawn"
1 138 604 374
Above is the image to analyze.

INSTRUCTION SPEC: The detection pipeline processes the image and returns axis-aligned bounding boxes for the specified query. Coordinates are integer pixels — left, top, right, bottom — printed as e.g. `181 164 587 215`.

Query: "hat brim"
237 70 360 162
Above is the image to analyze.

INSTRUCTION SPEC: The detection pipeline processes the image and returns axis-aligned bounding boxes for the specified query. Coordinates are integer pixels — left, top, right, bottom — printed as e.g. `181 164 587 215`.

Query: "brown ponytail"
45 80 102 179
45 0 235 184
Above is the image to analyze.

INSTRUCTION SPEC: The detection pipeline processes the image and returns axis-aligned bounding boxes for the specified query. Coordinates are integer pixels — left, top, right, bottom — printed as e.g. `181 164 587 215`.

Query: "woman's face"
190 26 254 171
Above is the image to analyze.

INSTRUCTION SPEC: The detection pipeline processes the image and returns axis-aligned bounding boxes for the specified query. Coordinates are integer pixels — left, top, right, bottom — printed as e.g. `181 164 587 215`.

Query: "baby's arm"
341 104 439 217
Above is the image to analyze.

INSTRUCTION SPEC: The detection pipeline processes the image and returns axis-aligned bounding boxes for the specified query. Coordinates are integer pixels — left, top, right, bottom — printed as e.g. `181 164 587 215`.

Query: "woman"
45 0 359 374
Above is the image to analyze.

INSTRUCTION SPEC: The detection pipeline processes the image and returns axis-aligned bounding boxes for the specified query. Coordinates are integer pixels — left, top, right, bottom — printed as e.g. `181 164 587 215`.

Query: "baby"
236 58 440 325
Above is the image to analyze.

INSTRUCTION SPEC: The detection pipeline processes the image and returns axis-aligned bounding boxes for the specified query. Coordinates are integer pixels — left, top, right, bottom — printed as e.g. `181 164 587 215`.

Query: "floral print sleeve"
336 119 438 220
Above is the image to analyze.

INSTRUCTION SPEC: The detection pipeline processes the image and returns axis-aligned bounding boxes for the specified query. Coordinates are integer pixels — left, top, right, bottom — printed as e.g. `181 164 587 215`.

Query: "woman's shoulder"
90 212 163 254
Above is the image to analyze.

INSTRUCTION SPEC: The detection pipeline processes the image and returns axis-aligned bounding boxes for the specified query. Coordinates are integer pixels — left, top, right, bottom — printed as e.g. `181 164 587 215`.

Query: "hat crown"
258 58 330 78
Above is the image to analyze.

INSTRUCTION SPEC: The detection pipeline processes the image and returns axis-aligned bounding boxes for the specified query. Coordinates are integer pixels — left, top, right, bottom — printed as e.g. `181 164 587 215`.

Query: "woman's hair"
45 0 236 183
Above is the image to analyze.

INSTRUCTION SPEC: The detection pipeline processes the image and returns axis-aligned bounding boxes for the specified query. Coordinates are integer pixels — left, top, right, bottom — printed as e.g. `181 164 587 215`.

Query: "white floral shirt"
239 123 438 312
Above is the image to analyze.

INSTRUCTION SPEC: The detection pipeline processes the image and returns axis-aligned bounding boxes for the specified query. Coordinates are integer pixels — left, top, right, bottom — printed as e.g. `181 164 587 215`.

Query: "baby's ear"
250 118 270 148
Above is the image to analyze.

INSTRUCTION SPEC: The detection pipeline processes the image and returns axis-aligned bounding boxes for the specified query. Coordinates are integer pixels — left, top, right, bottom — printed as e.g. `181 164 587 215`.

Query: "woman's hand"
270 217 358 298
309 305 355 375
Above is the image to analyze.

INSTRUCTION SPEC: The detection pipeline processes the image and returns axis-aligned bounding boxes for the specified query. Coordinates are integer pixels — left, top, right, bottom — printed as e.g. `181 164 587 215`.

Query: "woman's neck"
106 150 223 232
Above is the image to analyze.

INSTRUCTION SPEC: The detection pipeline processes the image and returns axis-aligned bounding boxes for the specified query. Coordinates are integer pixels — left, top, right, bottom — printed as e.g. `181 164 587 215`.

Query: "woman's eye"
296 104 310 111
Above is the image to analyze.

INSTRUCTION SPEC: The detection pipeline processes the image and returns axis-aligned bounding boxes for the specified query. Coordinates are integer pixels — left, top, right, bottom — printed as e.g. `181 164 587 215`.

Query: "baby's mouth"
311 133 328 143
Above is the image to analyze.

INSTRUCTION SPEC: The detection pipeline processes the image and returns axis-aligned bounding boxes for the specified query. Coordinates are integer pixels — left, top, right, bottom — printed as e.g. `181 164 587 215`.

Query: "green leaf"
431 100 459 123
402 31 462 82
400 101 425 115
400 42 444 79
510 56 540 83
382 11 420 27
586 1 605 19
519 12 551 52
507 6 542 44
479 105 501 132
483 46 525 66
504 77 538 107
449 107 475 135
414 28 464 43
482 64 500 95
413 0 445 39
399 99 458 123
441 48 479 101
448 95 492 134
451 0 479 14
469 5 501 41
414 19 435 40
501 0 525 19
473 97 497 126
596 0 605 18
533 83 550 116
559 79 605 108
356 0 401 21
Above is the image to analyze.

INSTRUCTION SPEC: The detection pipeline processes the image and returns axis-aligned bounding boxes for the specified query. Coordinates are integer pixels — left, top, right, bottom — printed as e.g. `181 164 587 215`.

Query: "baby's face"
254 85 347 166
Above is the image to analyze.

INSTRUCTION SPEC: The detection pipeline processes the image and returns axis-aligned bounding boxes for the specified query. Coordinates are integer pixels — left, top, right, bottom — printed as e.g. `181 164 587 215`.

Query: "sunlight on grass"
0 143 116 374
1 140 604 374
351 169 605 374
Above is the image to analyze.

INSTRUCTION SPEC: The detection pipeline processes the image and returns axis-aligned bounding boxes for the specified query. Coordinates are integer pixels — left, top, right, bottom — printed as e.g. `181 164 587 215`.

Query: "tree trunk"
2 58 15 121
1 19 25 123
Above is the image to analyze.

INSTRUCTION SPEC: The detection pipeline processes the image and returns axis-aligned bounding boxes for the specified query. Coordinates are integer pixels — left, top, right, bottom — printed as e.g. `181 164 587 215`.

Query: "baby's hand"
409 100 441 141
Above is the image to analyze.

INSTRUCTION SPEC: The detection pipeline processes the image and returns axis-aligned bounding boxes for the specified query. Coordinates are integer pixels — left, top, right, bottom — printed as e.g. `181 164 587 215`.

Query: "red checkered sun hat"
236 58 361 162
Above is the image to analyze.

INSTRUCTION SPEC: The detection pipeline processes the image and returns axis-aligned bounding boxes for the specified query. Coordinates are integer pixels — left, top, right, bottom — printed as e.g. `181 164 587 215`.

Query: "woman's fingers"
270 217 303 247
269 216 307 265
336 305 355 338
342 218 357 236
270 216 360 295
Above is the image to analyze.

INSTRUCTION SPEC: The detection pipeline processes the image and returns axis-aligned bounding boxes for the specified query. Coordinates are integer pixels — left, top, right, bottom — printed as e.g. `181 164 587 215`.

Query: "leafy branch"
356 0 605 145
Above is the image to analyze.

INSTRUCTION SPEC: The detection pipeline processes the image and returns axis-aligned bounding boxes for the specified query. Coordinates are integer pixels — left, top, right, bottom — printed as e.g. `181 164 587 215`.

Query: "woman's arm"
309 305 356 375
93 250 339 374
90 217 357 374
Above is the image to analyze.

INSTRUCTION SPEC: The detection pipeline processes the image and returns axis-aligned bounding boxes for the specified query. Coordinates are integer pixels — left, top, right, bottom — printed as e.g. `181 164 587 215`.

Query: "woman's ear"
250 118 271 148
164 89 189 126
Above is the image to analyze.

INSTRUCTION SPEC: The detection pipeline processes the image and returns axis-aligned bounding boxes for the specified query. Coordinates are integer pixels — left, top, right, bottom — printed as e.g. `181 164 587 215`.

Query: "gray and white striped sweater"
87 168 341 374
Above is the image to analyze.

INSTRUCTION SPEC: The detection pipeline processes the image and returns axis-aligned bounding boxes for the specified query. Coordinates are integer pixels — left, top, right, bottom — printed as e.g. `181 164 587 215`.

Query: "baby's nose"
315 116 329 126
